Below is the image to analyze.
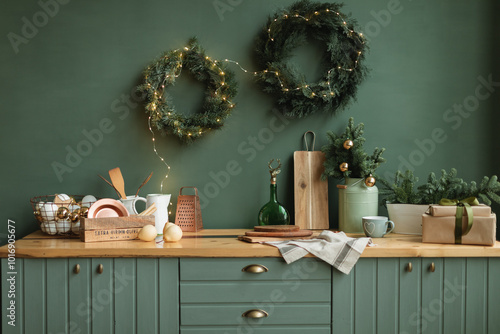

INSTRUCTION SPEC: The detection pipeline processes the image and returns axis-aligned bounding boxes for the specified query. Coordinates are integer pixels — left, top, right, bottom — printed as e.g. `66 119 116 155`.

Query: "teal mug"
362 216 395 238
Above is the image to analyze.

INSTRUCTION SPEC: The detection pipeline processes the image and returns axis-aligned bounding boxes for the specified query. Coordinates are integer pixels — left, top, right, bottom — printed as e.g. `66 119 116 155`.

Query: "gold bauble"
365 175 376 187
56 207 70 220
70 211 80 223
343 139 354 150
34 210 43 223
80 207 89 218
339 162 349 172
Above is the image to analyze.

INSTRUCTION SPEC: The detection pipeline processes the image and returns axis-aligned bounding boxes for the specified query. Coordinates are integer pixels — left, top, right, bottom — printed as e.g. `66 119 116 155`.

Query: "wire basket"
30 195 98 236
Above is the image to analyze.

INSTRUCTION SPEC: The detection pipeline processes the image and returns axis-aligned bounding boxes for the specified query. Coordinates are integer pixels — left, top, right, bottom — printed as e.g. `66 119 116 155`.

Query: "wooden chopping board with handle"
294 131 329 230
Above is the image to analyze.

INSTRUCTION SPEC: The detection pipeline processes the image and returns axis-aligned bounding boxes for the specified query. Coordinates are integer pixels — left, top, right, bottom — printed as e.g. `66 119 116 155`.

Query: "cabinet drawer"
181 280 330 303
181 303 331 325
181 325 331 333
180 258 330 281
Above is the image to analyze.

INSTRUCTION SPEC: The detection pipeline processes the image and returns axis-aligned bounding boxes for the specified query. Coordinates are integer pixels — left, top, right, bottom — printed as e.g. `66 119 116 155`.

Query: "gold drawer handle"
97 264 103 274
429 262 435 273
406 262 413 273
73 264 80 274
242 309 269 319
242 264 269 274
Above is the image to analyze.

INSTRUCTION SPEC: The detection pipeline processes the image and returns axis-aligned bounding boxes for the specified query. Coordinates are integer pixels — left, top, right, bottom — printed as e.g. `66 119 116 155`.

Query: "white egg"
41 202 59 221
36 201 45 211
40 222 47 233
68 203 80 212
138 225 157 242
45 222 57 235
71 222 80 235
56 222 71 233
163 224 183 242
81 195 97 207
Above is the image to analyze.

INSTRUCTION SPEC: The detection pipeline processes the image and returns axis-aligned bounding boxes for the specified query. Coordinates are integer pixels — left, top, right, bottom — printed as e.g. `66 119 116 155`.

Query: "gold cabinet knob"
242 309 269 319
242 264 269 274
73 264 80 274
97 264 103 274
406 262 413 272
429 262 435 273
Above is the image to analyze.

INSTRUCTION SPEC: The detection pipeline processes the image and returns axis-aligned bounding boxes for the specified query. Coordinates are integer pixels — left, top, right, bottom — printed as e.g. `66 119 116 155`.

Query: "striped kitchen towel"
265 230 373 274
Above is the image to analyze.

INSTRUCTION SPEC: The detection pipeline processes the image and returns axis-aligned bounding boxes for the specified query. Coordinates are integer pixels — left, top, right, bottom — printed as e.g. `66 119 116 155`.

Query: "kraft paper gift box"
422 205 497 246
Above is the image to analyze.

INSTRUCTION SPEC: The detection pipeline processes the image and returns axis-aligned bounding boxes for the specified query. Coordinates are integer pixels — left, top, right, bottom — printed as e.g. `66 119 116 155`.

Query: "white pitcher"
120 195 147 215
146 194 171 234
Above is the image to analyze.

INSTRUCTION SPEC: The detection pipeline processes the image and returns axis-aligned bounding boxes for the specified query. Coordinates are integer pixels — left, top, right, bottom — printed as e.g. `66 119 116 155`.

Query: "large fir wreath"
254 0 369 118
137 38 238 143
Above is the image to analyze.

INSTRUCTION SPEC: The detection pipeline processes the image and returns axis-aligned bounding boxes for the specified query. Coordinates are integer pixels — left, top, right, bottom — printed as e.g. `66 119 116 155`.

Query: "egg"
163 224 183 242
40 222 47 233
71 222 80 235
138 225 158 242
45 222 57 235
40 202 59 222
81 195 97 207
56 222 71 233
35 201 45 211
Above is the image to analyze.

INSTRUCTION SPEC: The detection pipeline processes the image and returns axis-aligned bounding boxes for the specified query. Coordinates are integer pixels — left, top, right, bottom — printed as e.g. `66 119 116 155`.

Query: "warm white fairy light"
216 8 365 99
148 116 171 193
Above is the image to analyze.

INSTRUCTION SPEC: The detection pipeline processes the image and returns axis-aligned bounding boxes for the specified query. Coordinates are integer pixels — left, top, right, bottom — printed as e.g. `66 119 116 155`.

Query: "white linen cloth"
265 230 373 274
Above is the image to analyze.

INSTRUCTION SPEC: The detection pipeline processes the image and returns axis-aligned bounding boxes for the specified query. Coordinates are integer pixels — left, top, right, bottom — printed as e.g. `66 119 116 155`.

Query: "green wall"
1 0 499 242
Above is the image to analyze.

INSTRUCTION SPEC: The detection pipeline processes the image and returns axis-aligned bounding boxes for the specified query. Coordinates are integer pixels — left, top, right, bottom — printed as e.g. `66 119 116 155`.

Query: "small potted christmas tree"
322 117 386 232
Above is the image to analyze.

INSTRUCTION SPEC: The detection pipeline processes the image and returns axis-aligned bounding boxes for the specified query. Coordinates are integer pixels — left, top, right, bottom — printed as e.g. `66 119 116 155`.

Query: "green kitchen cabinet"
1 258 179 334
331 257 500 334
179 258 332 333
3 257 500 334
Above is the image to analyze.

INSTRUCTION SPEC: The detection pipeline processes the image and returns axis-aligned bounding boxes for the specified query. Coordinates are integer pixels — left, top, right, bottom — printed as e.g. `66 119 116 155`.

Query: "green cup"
362 216 395 238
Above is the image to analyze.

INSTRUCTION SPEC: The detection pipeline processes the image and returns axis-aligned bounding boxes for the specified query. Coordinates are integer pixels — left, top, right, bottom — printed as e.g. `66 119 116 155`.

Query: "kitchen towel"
265 230 372 274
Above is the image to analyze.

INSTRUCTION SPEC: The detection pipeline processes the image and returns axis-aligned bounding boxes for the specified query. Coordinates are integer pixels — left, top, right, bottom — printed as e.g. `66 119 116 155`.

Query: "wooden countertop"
1 229 499 258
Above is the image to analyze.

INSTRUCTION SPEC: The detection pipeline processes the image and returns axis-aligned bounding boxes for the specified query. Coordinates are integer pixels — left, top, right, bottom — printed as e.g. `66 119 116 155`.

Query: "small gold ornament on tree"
343 139 353 150
365 174 376 187
340 162 349 172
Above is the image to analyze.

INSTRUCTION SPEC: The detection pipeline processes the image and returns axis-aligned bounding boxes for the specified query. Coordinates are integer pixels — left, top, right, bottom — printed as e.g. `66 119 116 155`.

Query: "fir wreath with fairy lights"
254 0 369 118
137 38 238 143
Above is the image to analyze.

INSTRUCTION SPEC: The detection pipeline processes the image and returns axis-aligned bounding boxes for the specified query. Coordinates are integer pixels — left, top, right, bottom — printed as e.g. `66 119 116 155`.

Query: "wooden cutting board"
254 225 299 232
238 235 314 243
245 230 313 237
294 148 329 230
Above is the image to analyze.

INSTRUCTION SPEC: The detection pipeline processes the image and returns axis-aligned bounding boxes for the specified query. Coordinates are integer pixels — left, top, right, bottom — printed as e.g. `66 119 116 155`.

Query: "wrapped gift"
422 203 496 246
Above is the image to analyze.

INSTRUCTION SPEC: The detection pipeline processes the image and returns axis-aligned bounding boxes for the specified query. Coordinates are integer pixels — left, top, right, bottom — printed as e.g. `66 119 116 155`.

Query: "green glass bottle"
258 159 290 226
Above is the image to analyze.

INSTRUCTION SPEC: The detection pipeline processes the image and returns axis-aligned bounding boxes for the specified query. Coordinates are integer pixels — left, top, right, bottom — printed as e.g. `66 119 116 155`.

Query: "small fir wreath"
254 0 369 118
137 38 238 143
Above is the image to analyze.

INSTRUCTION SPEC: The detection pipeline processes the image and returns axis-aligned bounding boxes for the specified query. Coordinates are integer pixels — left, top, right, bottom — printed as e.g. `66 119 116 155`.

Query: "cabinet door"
69 258 92 334
113 258 179 334
332 258 422 334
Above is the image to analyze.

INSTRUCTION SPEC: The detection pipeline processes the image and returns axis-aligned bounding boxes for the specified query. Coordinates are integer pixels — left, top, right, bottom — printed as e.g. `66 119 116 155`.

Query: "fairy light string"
139 4 367 193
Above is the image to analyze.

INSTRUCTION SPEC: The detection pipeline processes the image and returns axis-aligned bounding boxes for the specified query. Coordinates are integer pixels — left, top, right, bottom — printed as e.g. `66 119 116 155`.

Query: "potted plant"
322 117 386 233
378 169 500 234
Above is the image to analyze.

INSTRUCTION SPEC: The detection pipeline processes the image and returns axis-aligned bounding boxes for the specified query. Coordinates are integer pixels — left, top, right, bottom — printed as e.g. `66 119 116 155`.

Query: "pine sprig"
322 117 386 180
379 168 500 205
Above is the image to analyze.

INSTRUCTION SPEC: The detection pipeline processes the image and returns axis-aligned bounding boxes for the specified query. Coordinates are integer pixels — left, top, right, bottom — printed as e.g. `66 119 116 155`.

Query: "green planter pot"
338 178 379 233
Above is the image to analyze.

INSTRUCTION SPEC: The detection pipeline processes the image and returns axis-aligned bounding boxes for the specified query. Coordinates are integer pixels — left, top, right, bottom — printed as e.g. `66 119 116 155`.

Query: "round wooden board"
245 230 313 237
253 225 300 232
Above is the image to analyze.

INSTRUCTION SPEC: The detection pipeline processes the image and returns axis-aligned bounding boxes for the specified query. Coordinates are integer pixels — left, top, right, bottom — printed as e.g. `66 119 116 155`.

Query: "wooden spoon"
98 174 122 199
135 172 153 197
109 168 126 199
